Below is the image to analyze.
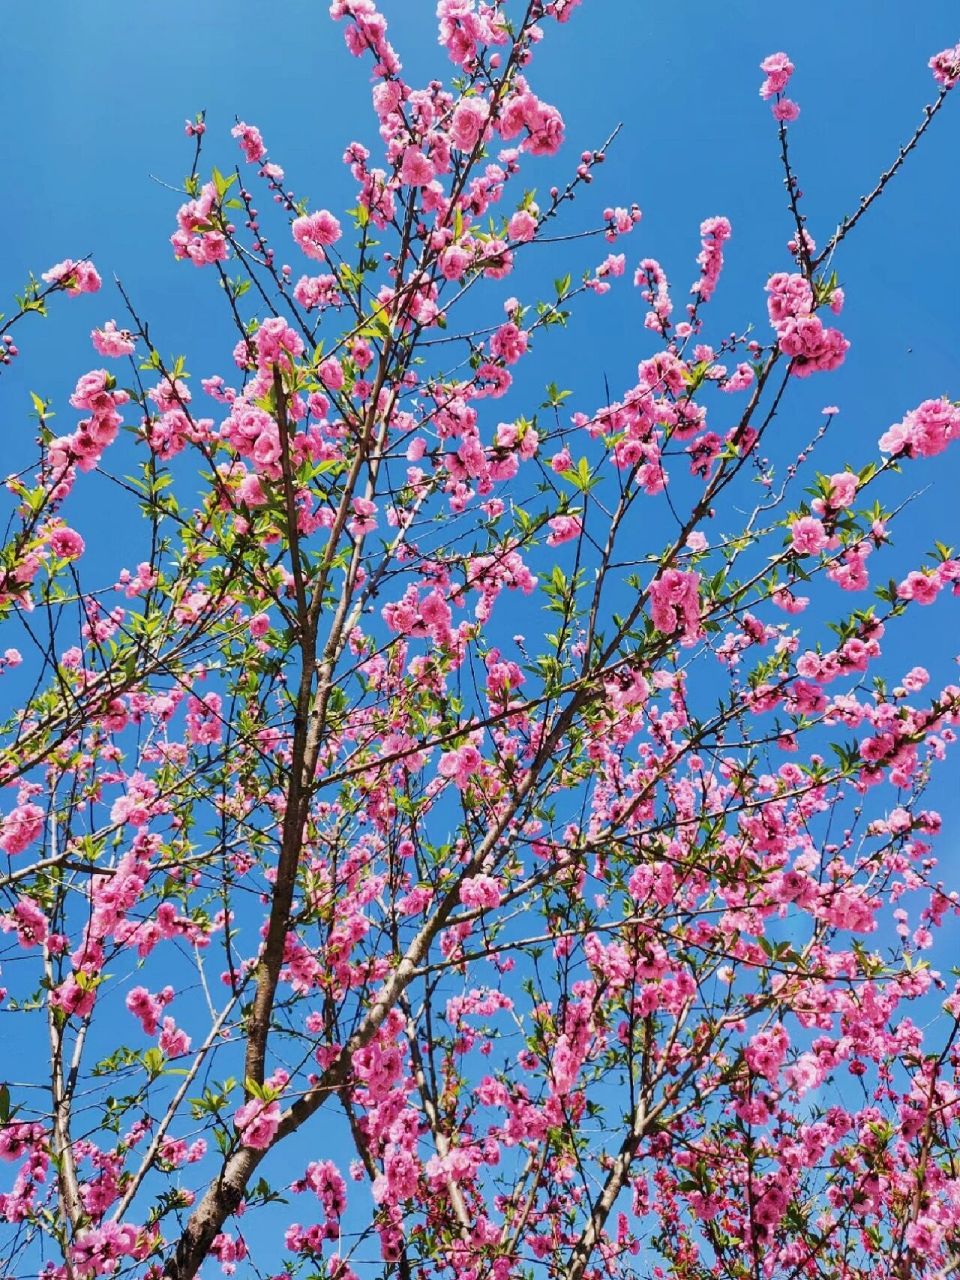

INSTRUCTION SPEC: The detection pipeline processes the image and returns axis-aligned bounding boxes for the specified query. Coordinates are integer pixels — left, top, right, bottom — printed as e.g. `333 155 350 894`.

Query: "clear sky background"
2 1 959 1269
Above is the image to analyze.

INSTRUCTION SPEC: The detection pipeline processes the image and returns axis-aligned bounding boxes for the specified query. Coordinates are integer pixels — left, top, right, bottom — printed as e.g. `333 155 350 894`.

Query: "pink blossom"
929 42 960 89
772 98 800 122
489 322 528 365
171 183 229 267
292 210 342 259
437 743 483 789
255 317 304 372
478 237 513 280
91 320 135 357
186 692 223 746
400 146 435 186
744 1025 789 1083
351 338 374 370
69 1222 141 1273
766 272 813 324
235 1097 281 1150
759 51 795 99
109 772 159 827
293 273 341 311
0 803 45 856
319 356 345 389
879 397 960 459
694 216 732 302
775 314 848 376
547 0 582 19
0 1121 45 1161
459 875 502 910
546 514 582 546
439 244 470 279
813 471 858 513
47 526 85 560
790 516 827 556
3 897 49 948
42 258 101 295
125 985 173 1036
231 121 267 164
508 209 537 242
348 497 377 538
158 1017 191 1057
828 546 870 592
649 568 702 642
450 98 489 151
897 571 940 605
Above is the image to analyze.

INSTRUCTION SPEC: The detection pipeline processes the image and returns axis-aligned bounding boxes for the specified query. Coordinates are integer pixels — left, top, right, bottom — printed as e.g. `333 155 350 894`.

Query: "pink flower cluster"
41 524 84 561
235 1096 281 1149
759 51 800 120
649 569 702 643
171 182 230 267
878 397 960 459
382 585 454 645
546 514 582 546
929 42 960 89
293 272 341 311
811 470 858 515
0 803 45 856
450 97 490 152
550 1003 594 1097
546 0 583 19
693 216 732 303
438 744 483 790
41 258 101 295
489 322 528 365
459 874 502 910
288 1159 348 1246
744 1024 789 1083
790 515 829 557
29 368 130 508
186 691 223 746
234 1073 288 1150
231 120 267 165
292 209 342 259
332 0 400 74
897 565 959 606
499 81 565 156
635 257 673 333
220 404 282 478
436 0 509 70
766 272 848 377
2 896 49 949
70 1223 150 1276
91 320 135 358
759 51 794 99
254 316 304 373
125 984 175 1036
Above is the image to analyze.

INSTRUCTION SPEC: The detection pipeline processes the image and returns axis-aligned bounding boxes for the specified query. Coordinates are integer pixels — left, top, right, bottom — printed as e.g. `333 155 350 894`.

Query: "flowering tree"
2 5 960 1279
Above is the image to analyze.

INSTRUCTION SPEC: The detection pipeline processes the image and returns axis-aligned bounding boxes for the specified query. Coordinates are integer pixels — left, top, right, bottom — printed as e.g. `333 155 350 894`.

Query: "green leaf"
211 167 236 200
142 1047 165 1079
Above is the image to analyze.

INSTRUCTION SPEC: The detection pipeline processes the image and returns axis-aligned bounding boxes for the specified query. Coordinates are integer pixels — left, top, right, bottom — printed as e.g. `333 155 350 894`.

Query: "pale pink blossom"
292 210 342 259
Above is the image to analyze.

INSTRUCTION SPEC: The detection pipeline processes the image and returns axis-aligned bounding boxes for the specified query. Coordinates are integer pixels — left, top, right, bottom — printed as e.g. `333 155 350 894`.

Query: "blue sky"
2 1 960 1272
